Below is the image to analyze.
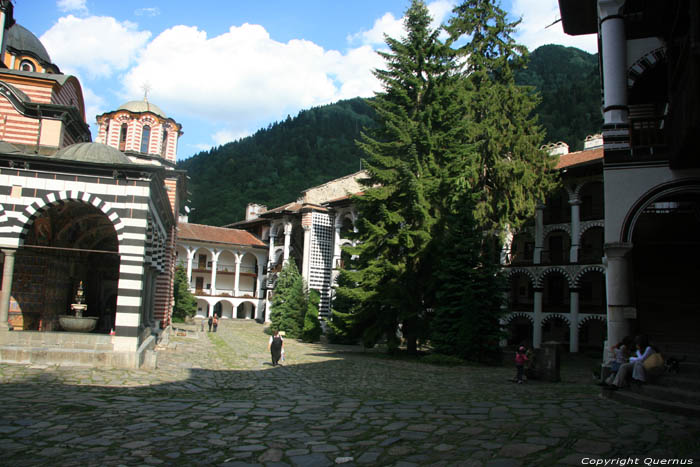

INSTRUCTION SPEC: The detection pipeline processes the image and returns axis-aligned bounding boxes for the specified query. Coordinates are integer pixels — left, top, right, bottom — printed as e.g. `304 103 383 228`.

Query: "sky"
16 0 596 161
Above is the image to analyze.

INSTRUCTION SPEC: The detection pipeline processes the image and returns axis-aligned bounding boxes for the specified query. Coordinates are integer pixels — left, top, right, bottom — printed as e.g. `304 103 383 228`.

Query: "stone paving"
0 320 698 466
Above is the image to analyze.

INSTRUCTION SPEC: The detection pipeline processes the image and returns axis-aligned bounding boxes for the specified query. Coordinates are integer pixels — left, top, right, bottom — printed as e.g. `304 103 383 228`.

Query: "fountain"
59 281 98 332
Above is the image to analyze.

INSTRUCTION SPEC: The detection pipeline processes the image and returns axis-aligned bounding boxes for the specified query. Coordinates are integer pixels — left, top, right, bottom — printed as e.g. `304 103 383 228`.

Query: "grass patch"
419 353 466 366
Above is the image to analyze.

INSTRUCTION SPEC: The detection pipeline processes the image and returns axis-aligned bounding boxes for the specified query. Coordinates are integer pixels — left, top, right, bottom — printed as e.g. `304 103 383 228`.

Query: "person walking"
515 346 529 384
207 315 213 332
268 329 284 366
212 315 218 332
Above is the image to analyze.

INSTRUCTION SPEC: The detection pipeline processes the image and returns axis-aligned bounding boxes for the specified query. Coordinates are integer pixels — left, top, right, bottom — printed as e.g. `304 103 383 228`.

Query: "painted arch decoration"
574 265 606 288
577 314 606 329
536 266 574 288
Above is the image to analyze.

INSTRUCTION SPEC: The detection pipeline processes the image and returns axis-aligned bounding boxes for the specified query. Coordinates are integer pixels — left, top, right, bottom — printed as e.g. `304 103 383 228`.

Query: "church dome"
55 142 132 165
6 23 53 65
117 99 167 119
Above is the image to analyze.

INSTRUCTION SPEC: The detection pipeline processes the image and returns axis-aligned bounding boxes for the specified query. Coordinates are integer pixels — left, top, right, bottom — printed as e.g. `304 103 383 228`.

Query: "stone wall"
301 171 368 205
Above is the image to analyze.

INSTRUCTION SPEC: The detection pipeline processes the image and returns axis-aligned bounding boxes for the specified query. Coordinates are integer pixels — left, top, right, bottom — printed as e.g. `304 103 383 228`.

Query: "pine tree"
173 265 196 321
430 199 506 364
269 261 307 338
446 0 558 234
301 289 323 343
337 0 470 354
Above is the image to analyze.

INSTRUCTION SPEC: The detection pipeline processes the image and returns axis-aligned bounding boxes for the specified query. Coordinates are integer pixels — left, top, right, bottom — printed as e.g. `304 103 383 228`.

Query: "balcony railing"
540 250 569 265
190 287 258 298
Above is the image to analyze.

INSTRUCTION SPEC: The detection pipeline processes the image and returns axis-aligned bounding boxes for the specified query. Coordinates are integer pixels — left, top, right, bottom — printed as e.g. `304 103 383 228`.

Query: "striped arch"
536 267 574 288
270 221 286 238
506 267 536 286
0 204 7 224
503 312 534 325
574 265 606 288
541 313 571 327
16 191 125 245
577 314 606 329
573 178 604 198
580 220 604 238
628 47 666 88
543 224 571 239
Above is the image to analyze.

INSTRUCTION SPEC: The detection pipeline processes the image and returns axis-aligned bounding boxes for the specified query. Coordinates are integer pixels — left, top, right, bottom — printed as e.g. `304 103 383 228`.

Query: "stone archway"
630 191 700 343
11 199 120 332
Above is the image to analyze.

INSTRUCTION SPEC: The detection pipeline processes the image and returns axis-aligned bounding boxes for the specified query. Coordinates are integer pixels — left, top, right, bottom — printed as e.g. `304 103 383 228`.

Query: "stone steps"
603 386 700 418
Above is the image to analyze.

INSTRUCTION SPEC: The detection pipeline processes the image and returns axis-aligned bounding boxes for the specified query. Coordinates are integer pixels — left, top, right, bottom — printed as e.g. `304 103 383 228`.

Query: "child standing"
515 346 529 384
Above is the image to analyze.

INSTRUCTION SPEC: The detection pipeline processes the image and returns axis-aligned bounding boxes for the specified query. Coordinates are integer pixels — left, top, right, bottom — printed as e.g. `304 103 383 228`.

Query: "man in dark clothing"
208 315 213 332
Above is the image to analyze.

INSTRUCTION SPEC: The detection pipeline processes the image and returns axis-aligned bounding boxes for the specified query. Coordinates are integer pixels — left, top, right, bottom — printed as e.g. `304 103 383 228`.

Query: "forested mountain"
179 45 601 226
515 44 602 151
178 98 376 225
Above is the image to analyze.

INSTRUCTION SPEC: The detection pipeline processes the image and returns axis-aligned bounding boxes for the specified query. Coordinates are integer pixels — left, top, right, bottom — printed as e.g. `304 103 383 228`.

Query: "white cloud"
81 86 107 126
135 7 160 17
348 0 456 46
40 15 151 79
121 23 384 147
212 128 251 146
57 0 87 13
512 0 597 53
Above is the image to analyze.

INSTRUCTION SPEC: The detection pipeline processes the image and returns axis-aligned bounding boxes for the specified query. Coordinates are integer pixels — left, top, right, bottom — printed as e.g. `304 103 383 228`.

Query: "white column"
268 233 276 268
570 290 580 353
283 222 292 263
570 198 581 263
256 261 264 298
599 0 628 126
534 203 544 264
301 224 312 285
186 248 195 284
210 251 220 296
533 289 543 349
0 249 17 330
234 253 242 297
605 243 633 350
333 225 342 269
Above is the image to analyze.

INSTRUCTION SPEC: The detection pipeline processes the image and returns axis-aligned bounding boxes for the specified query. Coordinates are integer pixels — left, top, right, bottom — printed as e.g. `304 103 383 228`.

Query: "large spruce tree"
173 265 196 321
337 0 470 354
446 0 557 234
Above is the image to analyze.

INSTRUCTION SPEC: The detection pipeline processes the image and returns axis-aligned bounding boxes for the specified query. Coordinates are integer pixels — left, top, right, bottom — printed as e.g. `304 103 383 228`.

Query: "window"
19 59 35 72
119 123 128 151
161 128 168 157
140 125 151 153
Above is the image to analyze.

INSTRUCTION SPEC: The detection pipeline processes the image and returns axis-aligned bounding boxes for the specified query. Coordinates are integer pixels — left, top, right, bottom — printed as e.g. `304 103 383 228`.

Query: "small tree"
269 261 306 338
301 289 323 343
173 265 196 321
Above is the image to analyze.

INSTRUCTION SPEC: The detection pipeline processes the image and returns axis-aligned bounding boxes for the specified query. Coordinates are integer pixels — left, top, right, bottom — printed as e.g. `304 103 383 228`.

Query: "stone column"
599 0 628 126
234 253 242 297
569 289 580 353
534 203 544 264
533 288 543 348
605 243 634 350
0 249 17 330
570 197 581 263
283 222 293 264
186 248 195 284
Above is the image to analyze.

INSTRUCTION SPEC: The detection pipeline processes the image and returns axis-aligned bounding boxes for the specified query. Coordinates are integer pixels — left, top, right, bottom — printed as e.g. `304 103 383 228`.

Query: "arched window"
19 59 35 72
140 125 151 153
119 123 128 151
161 128 168 157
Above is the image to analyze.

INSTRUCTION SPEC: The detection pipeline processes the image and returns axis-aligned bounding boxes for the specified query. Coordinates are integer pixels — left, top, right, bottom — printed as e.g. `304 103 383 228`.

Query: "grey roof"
6 23 52 65
55 142 132 165
0 141 24 155
117 99 167 119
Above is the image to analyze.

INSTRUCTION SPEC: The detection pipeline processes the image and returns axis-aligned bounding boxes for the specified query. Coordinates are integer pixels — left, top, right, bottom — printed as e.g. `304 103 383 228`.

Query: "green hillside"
178 98 376 225
179 45 601 226
516 44 602 151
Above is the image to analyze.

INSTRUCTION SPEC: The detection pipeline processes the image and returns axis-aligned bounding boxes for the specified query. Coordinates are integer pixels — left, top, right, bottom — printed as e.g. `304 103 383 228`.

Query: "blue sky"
17 0 596 161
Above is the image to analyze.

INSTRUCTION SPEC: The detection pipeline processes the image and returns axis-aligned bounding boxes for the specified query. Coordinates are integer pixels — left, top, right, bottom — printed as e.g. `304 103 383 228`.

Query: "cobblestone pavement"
1 320 699 466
